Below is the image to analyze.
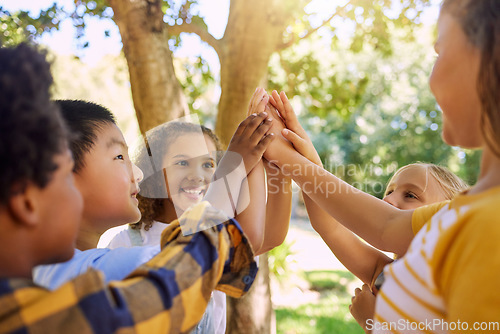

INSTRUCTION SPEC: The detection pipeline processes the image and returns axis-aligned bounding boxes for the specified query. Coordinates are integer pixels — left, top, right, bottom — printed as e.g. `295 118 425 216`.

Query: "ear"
8 184 41 227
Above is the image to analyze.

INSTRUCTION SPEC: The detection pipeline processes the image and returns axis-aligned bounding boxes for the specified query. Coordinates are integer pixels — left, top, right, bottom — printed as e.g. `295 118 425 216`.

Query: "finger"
233 113 257 138
354 287 361 296
249 116 273 145
253 93 269 115
271 90 285 114
255 132 275 154
242 112 269 140
266 103 285 125
269 94 278 108
282 128 306 150
247 88 259 116
279 91 305 134
248 87 266 116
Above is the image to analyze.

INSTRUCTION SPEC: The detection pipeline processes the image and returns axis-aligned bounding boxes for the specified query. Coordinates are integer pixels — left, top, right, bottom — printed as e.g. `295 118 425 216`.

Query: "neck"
470 147 500 194
0 213 34 279
154 199 182 224
76 224 103 251
0 254 32 279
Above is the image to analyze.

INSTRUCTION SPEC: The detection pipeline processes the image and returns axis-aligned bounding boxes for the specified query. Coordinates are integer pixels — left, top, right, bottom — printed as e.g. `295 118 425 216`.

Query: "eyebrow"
106 137 128 150
399 183 426 194
172 154 214 159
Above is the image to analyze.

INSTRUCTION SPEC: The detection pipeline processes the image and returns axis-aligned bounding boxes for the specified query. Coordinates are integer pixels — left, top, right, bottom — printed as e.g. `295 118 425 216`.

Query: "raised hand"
226 112 275 174
247 87 269 116
269 90 322 167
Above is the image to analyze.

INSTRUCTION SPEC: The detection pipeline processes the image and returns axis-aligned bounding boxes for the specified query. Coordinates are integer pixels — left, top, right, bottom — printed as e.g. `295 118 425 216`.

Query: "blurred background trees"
1 0 480 332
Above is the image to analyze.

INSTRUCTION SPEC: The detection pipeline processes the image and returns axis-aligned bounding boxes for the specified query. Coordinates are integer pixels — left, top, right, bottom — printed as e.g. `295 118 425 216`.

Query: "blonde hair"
384 163 469 200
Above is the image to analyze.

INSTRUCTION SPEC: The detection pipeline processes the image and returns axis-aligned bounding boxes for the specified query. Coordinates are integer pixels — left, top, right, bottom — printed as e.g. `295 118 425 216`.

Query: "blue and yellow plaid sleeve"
0 201 258 334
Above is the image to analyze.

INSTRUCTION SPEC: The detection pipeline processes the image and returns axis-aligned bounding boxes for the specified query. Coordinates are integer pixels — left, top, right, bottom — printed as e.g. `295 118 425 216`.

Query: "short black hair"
0 43 68 205
55 100 116 173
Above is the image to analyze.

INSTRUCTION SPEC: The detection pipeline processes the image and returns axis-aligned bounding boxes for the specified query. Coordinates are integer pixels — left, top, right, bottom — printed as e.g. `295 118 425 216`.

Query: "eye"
203 161 215 169
115 154 124 160
175 160 188 166
385 190 394 196
405 192 418 200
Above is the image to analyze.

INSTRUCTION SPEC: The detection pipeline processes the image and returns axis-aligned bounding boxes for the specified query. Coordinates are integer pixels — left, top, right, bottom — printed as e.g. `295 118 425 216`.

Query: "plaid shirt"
0 202 258 333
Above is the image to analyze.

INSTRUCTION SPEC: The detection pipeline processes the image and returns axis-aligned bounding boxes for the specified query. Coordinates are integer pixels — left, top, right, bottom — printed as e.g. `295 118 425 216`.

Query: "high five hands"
247 87 321 171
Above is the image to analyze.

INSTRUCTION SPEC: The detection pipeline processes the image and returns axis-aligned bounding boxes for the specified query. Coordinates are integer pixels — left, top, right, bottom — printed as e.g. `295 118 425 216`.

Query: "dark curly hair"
441 0 500 156
0 43 68 205
54 100 116 173
132 122 222 230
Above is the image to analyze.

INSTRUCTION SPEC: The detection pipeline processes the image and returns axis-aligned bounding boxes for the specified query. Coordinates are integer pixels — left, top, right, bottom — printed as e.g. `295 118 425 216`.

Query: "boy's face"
75 123 143 233
37 149 83 264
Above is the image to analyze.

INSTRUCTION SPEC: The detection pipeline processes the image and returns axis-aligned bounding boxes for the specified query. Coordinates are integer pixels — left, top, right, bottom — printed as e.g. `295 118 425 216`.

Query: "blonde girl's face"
383 165 448 210
162 133 217 215
429 12 483 149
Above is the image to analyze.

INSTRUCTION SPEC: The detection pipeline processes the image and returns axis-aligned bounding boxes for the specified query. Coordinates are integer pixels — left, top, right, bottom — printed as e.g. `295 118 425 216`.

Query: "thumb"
282 128 307 153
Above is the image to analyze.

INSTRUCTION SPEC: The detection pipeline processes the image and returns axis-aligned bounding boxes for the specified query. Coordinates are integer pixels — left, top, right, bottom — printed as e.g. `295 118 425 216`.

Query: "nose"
186 164 205 182
383 193 397 208
132 163 144 183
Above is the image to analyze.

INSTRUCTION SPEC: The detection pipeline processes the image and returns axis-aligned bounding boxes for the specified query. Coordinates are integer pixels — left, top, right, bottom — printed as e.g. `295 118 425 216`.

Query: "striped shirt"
373 187 500 334
0 201 258 333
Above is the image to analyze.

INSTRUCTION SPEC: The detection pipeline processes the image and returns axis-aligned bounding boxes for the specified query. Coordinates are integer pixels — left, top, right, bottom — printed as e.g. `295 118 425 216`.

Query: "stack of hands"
226 87 378 333
226 87 323 179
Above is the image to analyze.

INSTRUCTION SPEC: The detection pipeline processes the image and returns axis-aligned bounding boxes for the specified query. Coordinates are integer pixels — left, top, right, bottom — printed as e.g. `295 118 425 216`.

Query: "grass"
275 270 365 334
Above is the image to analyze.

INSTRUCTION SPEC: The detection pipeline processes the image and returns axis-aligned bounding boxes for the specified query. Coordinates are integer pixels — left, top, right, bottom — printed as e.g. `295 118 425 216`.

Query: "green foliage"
175 55 217 124
269 24 480 198
303 270 355 292
268 240 296 283
276 270 364 334
0 4 63 46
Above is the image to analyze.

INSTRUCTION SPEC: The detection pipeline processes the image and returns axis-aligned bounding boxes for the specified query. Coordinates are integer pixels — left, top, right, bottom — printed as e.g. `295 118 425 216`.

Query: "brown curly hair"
131 122 222 230
0 43 68 204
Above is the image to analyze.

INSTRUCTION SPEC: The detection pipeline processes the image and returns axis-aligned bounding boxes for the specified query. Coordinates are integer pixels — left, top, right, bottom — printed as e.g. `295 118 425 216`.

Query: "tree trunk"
217 2 298 333
226 254 274 334
108 0 189 133
215 0 293 146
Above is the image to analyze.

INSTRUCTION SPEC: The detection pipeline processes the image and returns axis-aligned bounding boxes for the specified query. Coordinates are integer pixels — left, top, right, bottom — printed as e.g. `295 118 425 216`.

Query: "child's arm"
229 88 271 253
207 110 273 237
234 88 292 255
266 90 414 256
259 159 292 254
269 90 391 284
234 160 266 254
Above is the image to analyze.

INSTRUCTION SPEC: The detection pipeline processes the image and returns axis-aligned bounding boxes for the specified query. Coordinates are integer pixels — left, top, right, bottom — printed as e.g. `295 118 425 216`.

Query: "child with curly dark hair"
0 43 82 278
0 43 264 334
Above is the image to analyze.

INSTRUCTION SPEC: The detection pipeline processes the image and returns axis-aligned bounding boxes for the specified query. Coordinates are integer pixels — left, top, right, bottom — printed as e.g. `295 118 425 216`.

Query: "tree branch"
278 1 352 51
167 20 222 54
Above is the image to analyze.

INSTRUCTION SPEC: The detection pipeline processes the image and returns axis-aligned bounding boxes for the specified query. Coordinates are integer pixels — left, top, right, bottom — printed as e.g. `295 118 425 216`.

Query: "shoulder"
97 224 132 249
411 201 450 234
33 249 110 289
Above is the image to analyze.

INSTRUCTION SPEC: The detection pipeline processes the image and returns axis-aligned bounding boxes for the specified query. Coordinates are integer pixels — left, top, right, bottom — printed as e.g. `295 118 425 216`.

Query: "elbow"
245 230 264 256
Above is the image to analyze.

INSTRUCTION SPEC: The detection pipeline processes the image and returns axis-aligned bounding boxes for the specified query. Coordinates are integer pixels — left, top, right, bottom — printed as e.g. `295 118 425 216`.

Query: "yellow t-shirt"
372 187 500 333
